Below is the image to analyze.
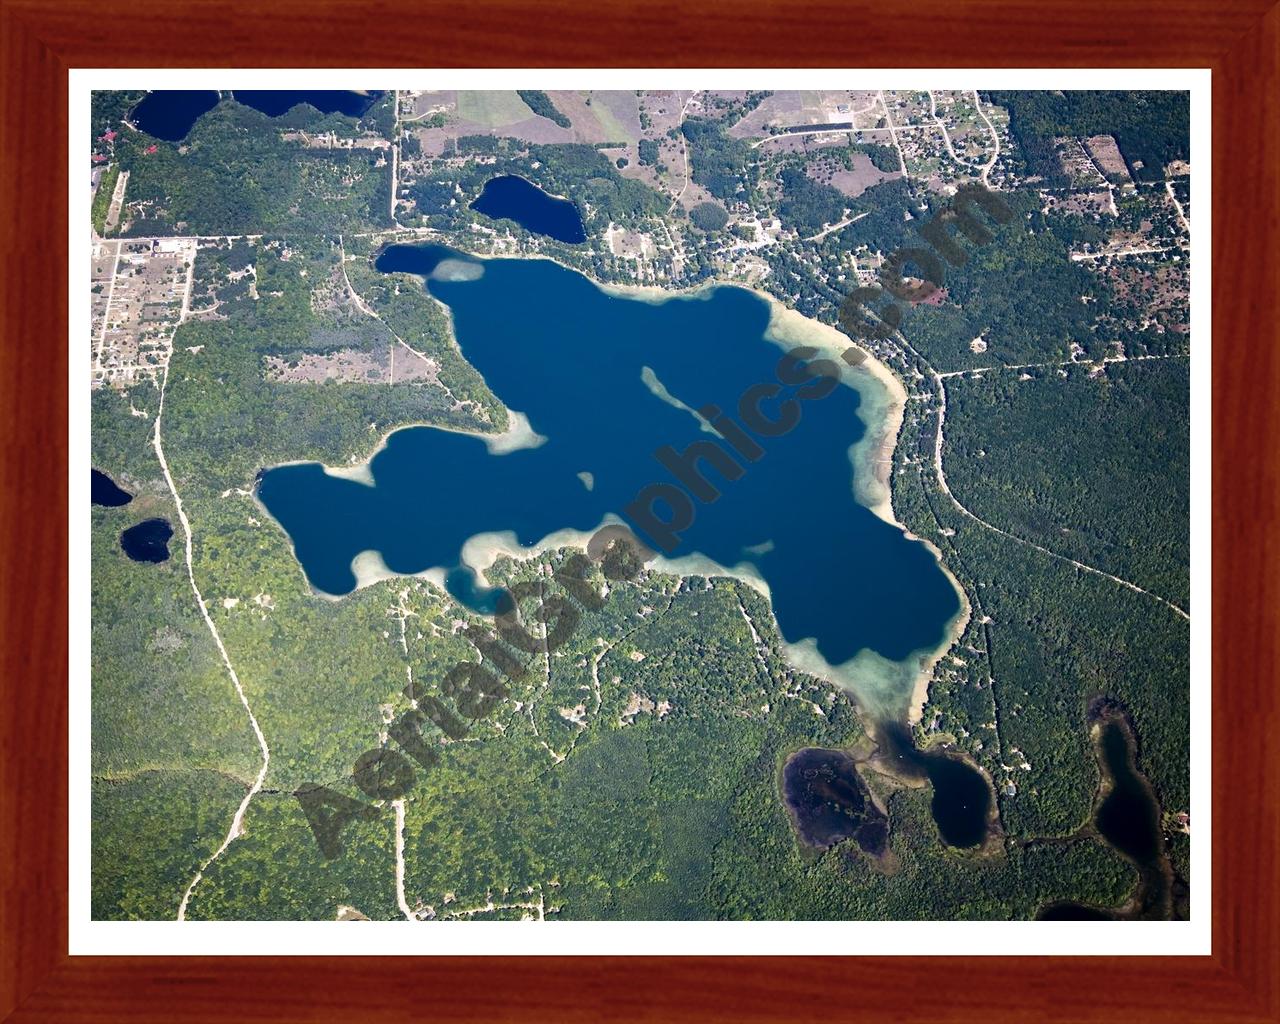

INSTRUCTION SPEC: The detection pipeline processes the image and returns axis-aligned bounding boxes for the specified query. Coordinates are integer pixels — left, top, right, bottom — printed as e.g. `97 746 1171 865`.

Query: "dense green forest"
91 386 260 919
516 90 572 128
689 201 729 232
836 178 929 254
96 96 391 236
775 165 848 236
884 412 1189 845
857 142 900 174
983 91 1189 185
899 191 1107 366
186 794 400 920
93 771 249 920
681 117 756 200
943 360 1190 608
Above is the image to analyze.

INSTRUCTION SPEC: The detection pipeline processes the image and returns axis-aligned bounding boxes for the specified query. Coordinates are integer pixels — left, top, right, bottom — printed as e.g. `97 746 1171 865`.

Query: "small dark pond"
129 90 220 141
120 518 173 563
782 748 887 855
1093 714 1174 918
91 469 132 507
1095 717 1161 865
232 90 381 118
878 722 991 849
470 175 587 244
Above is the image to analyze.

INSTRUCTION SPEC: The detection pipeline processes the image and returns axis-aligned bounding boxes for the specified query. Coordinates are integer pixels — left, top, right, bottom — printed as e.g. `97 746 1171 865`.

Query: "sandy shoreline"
761 301 908 526
906 562 971 726
267 408 546 490
328 517 778 615
272 247 964 723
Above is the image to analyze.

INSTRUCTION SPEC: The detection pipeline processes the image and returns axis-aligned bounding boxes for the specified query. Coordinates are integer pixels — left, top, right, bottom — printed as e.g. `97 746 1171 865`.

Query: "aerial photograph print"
86 83 1194 928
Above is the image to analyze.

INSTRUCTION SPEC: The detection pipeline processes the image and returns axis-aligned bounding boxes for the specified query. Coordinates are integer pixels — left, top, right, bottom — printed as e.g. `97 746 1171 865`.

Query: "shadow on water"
469 175 587 244
1090 708 1178 919
1095 716 1162 865
128 90 381 143
120 518 173 564
232 91 381 118
782 748 888 857
876 721 992 849
91 469 132 508
129 90 220 142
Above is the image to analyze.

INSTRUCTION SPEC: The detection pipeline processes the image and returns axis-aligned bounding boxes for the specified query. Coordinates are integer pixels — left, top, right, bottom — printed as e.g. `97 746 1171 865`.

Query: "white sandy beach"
762 300 908 527
331 408 547 482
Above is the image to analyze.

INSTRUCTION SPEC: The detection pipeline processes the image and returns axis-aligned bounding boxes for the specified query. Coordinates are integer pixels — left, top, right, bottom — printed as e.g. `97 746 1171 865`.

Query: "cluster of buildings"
91 237 196 390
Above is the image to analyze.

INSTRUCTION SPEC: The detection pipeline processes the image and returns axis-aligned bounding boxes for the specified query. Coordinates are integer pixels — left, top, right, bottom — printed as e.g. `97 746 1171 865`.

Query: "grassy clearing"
586 96 636 144
456 91 536 128
92 164 120 235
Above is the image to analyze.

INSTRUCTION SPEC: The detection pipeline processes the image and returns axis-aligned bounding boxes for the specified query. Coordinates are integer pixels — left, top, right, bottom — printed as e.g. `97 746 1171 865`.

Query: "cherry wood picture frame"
2 1 1276 1020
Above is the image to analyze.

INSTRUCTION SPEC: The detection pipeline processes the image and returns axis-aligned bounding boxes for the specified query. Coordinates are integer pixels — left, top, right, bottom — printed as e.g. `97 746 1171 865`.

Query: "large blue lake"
257 245 961 707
